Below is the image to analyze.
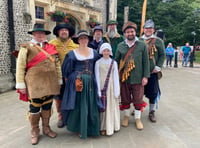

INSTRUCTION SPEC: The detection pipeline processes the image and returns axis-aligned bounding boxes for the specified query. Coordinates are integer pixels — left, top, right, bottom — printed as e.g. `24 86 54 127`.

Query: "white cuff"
58 79 63 85
98 91 101 97
154 66 161 72
16 83 26 89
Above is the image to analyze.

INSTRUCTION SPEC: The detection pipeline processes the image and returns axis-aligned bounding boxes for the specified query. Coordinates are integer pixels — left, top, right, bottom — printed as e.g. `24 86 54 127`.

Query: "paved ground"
0 62 200 148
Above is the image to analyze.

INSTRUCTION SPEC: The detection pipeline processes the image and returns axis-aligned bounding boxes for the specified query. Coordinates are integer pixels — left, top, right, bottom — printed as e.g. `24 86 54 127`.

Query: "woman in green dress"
61 30 103 139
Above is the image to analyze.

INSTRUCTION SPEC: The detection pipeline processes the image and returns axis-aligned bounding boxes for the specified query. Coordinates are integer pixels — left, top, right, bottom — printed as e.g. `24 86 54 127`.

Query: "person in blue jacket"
165 43 174 67
182 42 191 67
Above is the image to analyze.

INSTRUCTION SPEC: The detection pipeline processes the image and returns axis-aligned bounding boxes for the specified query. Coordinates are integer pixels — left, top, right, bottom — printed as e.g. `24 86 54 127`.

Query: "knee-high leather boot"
41 110 57 138
29 113 40 145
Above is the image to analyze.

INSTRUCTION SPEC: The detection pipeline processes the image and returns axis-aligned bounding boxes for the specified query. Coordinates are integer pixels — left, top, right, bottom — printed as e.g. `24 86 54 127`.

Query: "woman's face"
78 35 89 45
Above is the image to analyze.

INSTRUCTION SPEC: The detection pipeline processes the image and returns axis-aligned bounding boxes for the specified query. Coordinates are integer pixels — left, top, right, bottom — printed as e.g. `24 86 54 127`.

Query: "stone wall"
0 0 32 93
0 0 14 93
0 0 111 93
93 0 107 31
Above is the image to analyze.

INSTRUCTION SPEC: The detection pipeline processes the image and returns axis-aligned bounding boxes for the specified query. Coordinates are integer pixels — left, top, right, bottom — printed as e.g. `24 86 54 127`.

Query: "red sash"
26 43 58 70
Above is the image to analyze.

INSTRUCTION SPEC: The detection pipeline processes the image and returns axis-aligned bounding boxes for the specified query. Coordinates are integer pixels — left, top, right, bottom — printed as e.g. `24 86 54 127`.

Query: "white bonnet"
99 43 113 56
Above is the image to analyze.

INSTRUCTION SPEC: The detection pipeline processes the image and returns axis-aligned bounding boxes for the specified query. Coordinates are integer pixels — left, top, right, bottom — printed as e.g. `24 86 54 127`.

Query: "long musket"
140 0 147 36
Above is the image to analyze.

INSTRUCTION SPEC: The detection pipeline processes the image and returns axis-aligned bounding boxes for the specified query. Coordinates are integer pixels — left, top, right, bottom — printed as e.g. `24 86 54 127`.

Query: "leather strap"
123 42 137 62
102 59 114 92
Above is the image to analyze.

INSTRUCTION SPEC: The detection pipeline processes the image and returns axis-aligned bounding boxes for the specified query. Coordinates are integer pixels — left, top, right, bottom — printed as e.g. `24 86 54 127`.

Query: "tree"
117 0 200 47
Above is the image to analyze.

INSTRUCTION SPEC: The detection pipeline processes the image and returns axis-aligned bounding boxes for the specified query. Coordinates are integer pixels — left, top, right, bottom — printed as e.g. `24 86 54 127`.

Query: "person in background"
89 25 104 52
115 21 150 130
165 43 174 67
16 24 62 145
49 23 78 128
61 30 103 139
140 19 165 123
182 42 191 67
95 43 120 136
103 20 124 58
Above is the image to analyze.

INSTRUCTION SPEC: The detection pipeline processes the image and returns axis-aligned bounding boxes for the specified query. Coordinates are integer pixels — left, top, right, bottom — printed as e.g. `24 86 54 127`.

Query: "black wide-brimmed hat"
72 30 93 44
28 24 51 35
53 23 75 37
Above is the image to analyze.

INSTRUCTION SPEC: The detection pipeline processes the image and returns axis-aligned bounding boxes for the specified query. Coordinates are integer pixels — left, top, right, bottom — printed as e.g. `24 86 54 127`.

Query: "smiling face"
32 31 46 42
78 35 89 45
94 30 103 40
102 48 111 59
124 28 136 41
58 28 69 40
143 27 155 37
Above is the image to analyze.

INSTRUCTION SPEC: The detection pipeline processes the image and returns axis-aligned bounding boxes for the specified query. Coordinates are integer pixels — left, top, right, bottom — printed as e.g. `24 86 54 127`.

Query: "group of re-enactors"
15 18 165 145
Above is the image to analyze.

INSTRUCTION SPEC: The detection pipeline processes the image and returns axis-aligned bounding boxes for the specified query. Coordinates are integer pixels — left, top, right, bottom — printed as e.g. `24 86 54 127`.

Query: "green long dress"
61 50 102 139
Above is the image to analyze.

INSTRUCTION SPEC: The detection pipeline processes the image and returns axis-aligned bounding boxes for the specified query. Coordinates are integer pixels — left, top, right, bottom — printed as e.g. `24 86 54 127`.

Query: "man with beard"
140 19 165 123
115 21 150 130
49 23 78 128
103 20 124 58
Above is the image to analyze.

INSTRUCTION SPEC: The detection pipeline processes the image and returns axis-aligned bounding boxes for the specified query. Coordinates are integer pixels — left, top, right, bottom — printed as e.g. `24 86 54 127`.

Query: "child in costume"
95 43 120 136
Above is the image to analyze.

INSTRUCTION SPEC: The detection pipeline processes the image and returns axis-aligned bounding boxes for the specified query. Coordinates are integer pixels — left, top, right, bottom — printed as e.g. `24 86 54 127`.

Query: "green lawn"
195 51 200 63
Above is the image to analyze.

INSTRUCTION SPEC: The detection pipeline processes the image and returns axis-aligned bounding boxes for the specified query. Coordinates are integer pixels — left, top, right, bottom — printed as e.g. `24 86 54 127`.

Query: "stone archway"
66 12 86 34
67 15 80 34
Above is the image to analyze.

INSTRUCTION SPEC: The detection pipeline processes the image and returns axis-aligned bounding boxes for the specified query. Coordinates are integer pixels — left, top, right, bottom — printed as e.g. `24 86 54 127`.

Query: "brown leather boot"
135 110 143 130
121 116 129 127
29 113 40 145
55 99 64 128
135 119 143 130
41 110 57 138
149 110 156 122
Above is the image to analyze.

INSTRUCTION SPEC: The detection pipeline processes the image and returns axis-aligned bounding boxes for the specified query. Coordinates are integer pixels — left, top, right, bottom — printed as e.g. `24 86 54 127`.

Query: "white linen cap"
99 43 113 56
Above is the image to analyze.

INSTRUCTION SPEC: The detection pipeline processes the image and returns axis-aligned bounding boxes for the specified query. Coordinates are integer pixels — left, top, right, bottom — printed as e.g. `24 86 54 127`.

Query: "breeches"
121 83 144 110
29 95 53 113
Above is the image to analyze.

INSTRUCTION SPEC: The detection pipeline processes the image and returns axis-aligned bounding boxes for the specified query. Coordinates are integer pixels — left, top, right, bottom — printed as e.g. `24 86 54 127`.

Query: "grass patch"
195 51 200 63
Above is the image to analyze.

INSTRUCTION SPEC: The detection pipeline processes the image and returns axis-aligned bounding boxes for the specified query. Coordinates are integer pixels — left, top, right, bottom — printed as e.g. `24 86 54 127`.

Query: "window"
35 6 44 19
35 23 44 28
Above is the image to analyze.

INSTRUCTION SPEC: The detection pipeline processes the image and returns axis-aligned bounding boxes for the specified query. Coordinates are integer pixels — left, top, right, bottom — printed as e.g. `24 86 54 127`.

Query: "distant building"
0 0 118 93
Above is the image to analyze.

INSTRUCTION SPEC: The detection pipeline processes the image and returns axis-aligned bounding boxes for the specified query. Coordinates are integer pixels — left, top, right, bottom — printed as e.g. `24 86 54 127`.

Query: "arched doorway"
67 16 80 34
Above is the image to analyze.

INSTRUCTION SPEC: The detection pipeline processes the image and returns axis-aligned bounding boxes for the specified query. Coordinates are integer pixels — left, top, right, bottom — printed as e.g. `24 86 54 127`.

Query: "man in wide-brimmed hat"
49 23 78 128
115 21 150 130
16 24 63 145
103 20 124 58
140 19 165 123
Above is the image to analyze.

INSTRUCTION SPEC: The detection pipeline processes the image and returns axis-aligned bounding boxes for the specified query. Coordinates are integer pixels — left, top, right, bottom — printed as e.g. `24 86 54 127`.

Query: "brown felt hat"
122 21 137 32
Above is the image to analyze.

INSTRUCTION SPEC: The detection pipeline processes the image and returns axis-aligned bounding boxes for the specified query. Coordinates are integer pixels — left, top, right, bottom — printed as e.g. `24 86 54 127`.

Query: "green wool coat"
139 37 165 72
115 40 150 84
103 33 124 58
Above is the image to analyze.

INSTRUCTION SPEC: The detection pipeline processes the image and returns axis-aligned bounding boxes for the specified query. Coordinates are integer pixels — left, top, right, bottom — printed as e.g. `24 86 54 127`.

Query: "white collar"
125 36 138 47
141 34 157 40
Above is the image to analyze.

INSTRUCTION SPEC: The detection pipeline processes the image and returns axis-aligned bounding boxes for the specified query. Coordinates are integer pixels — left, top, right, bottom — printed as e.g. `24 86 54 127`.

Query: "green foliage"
46 10 70 22
195 51 200 63
86 18 100 28
117 0 200 47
